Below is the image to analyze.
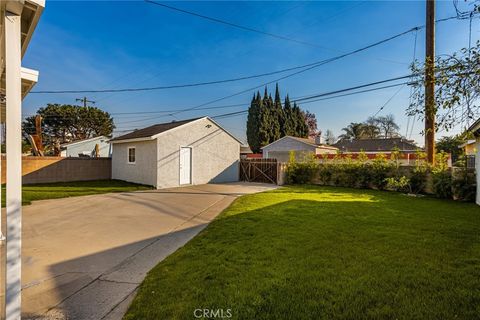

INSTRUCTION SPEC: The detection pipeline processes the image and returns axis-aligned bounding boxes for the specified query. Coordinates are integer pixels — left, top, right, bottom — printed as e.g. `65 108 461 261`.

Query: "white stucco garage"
110 117 242 189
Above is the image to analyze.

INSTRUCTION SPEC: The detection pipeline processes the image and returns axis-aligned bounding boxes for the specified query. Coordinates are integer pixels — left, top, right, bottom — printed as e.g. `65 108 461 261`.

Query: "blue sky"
22 0 478 145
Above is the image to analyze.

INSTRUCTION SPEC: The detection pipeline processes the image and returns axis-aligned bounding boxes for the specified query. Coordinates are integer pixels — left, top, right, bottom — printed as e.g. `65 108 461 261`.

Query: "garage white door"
179 147 192 185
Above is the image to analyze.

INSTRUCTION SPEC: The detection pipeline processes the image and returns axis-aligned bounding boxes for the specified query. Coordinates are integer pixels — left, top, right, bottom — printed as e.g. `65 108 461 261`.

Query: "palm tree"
362 124 380 138
338 122 367 140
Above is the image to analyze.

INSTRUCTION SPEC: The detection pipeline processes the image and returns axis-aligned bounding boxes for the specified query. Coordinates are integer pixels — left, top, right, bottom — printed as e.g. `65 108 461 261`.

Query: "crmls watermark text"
193 308 232 318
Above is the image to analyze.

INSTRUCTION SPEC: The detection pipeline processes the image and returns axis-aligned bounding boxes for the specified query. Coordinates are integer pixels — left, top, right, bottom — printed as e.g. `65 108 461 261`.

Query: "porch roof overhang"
0 0 44 122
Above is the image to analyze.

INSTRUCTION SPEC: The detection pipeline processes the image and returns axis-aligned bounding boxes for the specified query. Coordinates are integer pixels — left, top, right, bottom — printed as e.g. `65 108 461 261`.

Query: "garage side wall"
112 140 157 187
156 118 240 189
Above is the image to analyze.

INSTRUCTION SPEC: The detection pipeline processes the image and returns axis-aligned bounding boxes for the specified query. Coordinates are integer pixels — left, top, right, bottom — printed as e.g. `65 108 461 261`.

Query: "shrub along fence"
281 152 476 202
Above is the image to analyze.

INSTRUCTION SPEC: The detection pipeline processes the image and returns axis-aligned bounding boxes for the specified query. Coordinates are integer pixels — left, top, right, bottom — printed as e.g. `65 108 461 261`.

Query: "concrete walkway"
1 182 276 320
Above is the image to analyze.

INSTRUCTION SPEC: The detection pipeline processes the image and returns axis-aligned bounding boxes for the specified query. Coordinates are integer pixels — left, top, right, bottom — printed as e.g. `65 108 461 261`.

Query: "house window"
128 147 136 164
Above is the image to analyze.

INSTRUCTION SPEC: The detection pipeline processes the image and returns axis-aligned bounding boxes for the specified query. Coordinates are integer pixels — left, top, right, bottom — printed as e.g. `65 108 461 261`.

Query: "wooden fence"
240 159 278 184
1 156 111 184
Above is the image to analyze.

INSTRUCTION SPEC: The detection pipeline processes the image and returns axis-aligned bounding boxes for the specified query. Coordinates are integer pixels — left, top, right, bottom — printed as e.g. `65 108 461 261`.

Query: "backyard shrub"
284 149 475 202
285 151 318 184
432 171 453 199
409 170 427 194
452 168 476 201
314 159 396 190
385 176 411 193
431 152 453 199
406 150 428 194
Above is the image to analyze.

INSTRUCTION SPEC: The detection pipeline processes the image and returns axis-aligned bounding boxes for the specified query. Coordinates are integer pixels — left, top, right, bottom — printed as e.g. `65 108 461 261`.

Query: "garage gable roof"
110 117 243 144
261 135 337 150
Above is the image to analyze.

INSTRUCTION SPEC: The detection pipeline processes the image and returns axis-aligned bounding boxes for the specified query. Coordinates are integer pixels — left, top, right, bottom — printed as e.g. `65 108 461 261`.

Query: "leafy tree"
436 135 466 162
363 117 381 138
303 110 318 139
408 41 480 131
22 104 115 149
375 114 400 138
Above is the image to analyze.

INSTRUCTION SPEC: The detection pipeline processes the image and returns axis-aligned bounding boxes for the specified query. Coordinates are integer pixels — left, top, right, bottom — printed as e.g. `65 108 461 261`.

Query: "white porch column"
5 11 22 320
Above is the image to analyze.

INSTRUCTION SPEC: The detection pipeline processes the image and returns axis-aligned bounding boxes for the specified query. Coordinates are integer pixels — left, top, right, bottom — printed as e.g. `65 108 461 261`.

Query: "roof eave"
109 136 155 144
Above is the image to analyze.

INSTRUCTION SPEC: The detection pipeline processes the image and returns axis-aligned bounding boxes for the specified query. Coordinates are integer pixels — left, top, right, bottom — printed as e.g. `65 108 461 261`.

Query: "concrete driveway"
1 182 276 319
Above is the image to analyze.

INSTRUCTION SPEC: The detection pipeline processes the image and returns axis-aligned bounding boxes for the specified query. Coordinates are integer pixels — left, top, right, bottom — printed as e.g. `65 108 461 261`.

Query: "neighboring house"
466 119 480 205
110 117 242 189
262 135 338 162
333 137 419 153
459 140 477 156
459 139 476 168
332 137 423 166
240 145 253 159
60 136 111 157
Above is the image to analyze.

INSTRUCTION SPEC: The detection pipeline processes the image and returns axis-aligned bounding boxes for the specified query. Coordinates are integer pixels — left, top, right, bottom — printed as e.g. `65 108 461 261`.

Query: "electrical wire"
31 24 421 95
115 80 413 130
372 84 406 117
145 0 334 50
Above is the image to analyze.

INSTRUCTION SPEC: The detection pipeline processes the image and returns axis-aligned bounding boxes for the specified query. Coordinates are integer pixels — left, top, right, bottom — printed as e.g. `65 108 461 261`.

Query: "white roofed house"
261 135 338 162
60 136 112 158
1 0 44 318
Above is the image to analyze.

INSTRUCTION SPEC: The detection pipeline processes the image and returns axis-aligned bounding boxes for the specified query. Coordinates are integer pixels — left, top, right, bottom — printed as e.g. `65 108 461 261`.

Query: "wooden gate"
240 159 278 184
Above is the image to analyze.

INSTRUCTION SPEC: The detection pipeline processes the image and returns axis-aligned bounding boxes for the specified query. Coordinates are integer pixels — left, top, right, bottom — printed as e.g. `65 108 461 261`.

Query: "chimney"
315 131 324 145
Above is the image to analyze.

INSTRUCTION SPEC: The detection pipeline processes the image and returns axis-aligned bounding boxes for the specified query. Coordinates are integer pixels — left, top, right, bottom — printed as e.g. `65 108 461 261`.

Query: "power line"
372 85 406 117
31 23 424 95
29 12 473 96
293 74 414 103
116 77 415 128
145 0 334 50
167 27 422 118
29 25 412 96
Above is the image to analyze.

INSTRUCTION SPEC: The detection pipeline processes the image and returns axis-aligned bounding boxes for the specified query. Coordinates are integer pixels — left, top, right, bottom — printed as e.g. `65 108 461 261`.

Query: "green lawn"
1 179 152 206
125 185 480 320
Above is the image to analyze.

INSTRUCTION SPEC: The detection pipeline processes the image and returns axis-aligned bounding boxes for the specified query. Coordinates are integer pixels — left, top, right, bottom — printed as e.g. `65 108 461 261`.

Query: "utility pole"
76 96 95 108
425 0 436 164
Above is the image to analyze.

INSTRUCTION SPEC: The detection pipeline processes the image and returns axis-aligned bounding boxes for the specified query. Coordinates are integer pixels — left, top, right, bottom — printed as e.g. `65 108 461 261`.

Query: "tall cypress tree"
257 88 271 148
272 83 283 140
293 102 308 138
266 93 279 143
246 92 261 153
282 95 295 136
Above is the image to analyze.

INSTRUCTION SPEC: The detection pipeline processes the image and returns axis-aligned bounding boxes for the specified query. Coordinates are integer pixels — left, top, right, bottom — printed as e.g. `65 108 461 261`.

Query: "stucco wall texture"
111 118 240 188
112 140 157 187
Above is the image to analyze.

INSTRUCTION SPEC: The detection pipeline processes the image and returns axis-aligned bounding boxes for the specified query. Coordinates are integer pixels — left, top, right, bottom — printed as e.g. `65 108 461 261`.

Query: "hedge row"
285 154 476 202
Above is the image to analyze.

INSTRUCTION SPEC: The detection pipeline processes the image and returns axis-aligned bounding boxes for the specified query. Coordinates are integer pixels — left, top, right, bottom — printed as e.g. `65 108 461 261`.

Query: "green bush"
285 152 318 184
452 168 476 202
314 161 396 190
284 149 476 203
385 176 411 193
409 170 427 194
432 171 453 199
